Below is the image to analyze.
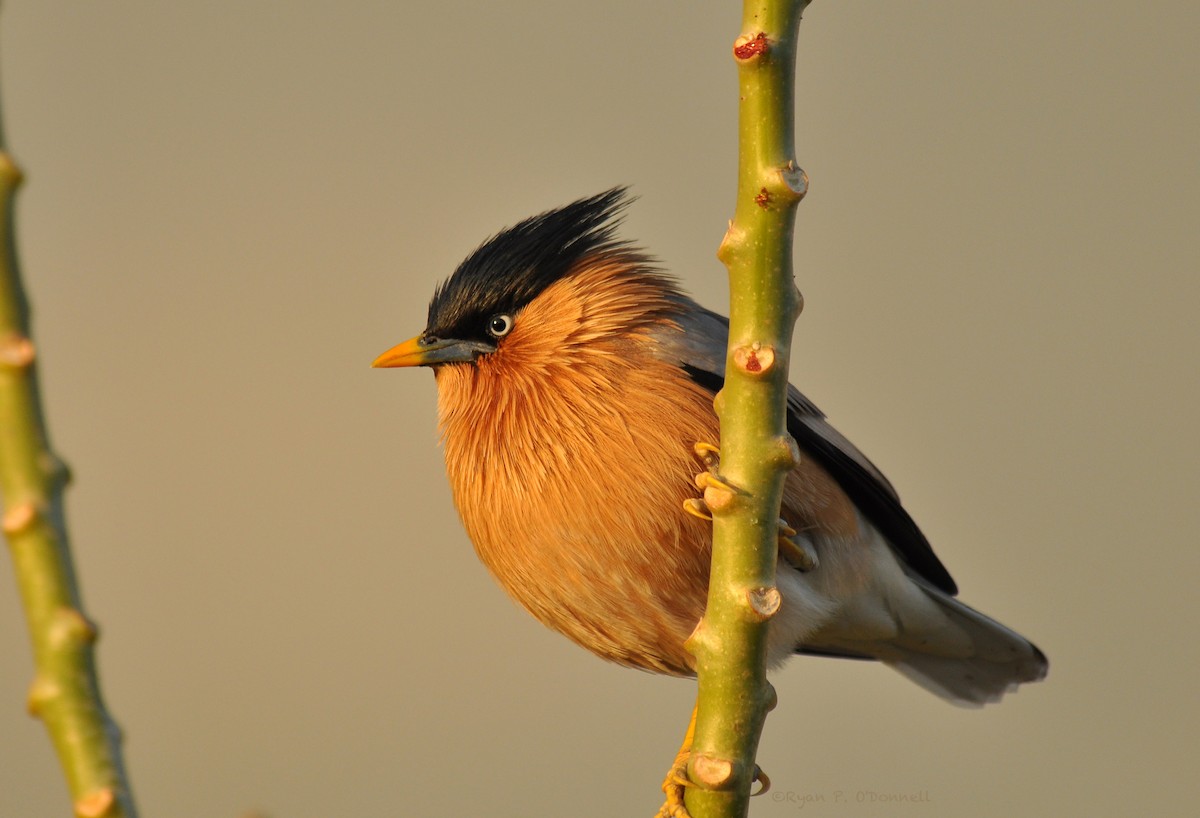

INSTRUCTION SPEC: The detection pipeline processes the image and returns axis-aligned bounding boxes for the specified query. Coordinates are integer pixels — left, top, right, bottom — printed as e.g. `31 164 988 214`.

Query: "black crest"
425 187 634 342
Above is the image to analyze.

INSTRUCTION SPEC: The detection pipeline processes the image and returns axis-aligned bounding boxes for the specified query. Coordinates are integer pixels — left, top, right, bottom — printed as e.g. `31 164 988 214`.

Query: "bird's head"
372 188 688 378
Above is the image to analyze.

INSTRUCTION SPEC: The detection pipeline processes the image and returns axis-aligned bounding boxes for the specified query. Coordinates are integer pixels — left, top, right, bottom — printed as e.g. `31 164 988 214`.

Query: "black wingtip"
680 362 959 597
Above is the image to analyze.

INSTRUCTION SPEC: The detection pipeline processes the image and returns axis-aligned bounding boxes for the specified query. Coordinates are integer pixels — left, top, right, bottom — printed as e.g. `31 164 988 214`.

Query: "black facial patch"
424 187 634 344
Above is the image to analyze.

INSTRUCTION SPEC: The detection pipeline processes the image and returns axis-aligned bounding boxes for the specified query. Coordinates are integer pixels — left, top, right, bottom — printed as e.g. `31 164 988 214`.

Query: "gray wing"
667 302 958 596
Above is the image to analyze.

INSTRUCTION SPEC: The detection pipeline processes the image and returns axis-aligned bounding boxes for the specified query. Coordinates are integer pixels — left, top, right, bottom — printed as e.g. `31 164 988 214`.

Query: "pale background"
1 2 1196 816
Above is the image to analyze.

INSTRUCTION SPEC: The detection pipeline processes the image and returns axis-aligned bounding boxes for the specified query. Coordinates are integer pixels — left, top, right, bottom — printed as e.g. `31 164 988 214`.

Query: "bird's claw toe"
779 531 819 572
752 764 771 796
693 441 720 468
682 498 713 521
694 470 738 494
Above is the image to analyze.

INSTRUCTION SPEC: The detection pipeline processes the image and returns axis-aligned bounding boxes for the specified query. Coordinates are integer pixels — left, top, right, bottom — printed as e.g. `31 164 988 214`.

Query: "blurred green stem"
0 43 137 818
683 2 811 817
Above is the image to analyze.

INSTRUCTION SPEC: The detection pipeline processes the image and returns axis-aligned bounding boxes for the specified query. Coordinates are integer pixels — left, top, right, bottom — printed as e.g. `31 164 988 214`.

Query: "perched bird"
373 188 1047 707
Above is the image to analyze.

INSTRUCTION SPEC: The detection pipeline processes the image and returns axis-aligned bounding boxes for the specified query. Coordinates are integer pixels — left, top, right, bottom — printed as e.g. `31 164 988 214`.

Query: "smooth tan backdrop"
1 2 1196 816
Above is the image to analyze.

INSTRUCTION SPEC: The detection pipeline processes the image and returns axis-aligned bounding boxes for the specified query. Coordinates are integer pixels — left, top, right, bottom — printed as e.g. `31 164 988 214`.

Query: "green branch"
683 2 810 817
0 55 138 818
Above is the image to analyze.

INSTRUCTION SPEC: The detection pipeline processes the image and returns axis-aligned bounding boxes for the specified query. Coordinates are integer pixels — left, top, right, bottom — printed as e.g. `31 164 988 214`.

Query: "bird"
373 187 1047 803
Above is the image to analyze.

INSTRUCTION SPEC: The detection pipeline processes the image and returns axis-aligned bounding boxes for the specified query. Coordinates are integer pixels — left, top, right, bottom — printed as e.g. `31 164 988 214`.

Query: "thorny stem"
684 2 811 817
0 39 138 818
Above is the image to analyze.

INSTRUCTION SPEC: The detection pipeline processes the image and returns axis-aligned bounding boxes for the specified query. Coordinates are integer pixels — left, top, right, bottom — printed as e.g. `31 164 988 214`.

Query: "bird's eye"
487 314 515 338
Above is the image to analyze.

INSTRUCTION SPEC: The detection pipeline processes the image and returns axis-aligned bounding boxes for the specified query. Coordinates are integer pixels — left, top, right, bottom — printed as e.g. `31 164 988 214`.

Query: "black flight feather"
681 364 959 596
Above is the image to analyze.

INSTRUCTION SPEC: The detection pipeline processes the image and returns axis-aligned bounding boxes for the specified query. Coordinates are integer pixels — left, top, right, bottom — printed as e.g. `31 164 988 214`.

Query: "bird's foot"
688 442 742 521
655 751 693 818
683 443 721 522
655 760 771 818
655 705 698 818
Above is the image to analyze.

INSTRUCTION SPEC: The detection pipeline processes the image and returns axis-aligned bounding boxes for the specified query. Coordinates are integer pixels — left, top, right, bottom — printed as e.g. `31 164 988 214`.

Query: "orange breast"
437 328 718 673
